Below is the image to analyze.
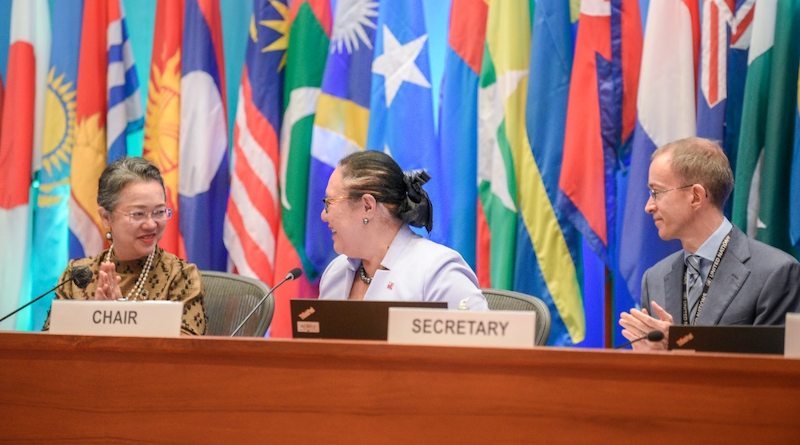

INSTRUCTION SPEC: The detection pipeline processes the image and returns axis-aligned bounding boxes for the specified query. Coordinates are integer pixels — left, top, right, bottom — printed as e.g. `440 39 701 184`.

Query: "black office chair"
481 288 551 346
200 271 273 337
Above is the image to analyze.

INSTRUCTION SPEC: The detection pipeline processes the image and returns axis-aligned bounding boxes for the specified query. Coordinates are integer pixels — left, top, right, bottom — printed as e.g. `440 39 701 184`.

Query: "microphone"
0 266 93 324
72 266 94 289
230 268 303 337
615 330 665 349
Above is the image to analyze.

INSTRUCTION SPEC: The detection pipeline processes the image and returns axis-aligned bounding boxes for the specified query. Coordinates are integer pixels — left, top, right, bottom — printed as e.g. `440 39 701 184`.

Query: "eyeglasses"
648 184 694 200
116 208 173 223
322 196 350 213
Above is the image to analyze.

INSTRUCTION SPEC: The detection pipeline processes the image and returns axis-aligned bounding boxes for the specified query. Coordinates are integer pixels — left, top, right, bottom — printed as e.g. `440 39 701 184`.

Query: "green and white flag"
476 0 532 290
271 0 331 338
733 0 800 256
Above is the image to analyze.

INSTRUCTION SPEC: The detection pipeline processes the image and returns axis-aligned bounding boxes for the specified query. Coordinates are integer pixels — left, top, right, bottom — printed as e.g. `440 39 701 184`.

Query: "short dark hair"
97 157 166 211
338 150 433 231
652 137 734 209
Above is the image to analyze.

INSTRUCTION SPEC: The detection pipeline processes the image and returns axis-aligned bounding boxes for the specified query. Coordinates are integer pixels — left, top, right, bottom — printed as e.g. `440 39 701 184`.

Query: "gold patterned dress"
42 247 207 335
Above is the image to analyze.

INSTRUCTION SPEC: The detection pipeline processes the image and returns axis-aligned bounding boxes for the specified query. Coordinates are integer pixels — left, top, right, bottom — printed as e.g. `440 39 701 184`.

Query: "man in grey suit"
619 137 800 351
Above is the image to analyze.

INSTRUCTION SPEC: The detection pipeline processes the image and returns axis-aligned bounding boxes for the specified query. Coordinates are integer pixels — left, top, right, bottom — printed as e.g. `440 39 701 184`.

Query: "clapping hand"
95 261 123 300
619 301 673 351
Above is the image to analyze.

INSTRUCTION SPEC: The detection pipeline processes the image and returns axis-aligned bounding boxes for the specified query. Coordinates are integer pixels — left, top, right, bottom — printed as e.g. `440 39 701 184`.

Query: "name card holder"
50 300 183 338
387 308 536 349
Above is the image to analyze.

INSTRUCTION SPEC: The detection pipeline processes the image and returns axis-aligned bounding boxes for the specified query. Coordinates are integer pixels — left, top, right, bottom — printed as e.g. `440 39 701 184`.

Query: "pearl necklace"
126 250 155 300
358 264 372 285
105 245 156 300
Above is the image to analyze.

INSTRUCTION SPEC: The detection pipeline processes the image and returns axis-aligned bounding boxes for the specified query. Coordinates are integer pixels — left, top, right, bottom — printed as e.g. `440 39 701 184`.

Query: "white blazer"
319 226 488 310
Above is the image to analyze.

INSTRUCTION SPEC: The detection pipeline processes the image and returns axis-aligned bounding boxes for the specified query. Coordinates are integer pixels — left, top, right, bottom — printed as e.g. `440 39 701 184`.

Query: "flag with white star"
366 0 441 239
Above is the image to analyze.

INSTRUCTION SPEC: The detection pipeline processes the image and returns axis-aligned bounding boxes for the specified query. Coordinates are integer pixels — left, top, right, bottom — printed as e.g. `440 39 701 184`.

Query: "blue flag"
29 0 82 330
306 0 379 276
367 0 440 239
437 0 486 269
180 0 230 271
522 0 584 346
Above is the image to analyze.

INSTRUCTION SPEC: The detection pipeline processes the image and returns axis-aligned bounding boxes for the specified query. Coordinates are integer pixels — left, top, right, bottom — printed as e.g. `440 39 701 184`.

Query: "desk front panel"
0 332 798 444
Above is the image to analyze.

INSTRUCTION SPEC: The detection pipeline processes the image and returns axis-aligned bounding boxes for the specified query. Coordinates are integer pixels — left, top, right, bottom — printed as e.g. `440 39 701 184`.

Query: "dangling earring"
105 232 114 262
363 218 369 225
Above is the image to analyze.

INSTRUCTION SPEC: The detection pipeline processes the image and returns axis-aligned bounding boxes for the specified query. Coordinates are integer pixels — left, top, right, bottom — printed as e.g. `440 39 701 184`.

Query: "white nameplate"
785 313 800 358
50 300 183 338
387 308 535 349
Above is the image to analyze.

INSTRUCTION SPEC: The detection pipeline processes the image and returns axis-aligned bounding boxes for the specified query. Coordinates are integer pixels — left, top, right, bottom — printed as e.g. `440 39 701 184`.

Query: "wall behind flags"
1 0 798 348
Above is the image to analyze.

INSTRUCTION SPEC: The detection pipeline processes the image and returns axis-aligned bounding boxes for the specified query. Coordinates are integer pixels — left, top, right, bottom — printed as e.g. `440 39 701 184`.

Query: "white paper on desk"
785 313 800 358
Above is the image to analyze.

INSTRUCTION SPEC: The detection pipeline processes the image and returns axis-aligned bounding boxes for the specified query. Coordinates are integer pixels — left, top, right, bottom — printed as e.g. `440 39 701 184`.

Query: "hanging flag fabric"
179 0 230 271
106 1 143 161
558 0 642 265
305 0 378 276
0 0 50 330
618 0 699 301
559 0 615 264
437 0 487 270
732 0 800 257
476 0 525 290
523 0 585 345
28 0 82 331
143 0 184 259
0 73 4 136
224 0 288 286
731 0 775 239
792 66 800 250
271 0 331 338
70 0 143 260
696 0 755 176
366 0 441 241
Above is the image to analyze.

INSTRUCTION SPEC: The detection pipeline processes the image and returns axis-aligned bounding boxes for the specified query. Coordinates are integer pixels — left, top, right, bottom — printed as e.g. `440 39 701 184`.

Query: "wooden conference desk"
0 332 798 444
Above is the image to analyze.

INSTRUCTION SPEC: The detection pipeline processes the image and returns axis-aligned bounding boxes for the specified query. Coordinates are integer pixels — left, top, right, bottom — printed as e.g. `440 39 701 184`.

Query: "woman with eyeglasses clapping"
42 157 207 335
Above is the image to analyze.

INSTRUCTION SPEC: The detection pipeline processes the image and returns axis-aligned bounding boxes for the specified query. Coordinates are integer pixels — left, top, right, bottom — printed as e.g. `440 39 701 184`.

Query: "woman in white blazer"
318 150 487 310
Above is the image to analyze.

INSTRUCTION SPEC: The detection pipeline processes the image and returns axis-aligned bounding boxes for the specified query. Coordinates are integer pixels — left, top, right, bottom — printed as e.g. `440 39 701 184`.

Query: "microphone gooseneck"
0 266 95 324
614 330 665 349
230 268 303 337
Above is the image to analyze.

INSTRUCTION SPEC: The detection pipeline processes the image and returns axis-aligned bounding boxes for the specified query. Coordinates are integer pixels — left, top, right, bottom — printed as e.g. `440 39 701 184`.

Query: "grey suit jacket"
641 226 800 325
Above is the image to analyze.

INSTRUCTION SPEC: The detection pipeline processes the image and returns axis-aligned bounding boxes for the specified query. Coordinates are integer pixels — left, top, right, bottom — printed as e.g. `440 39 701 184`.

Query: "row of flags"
1 0 799 345
143 0 229 273
0 0 230 331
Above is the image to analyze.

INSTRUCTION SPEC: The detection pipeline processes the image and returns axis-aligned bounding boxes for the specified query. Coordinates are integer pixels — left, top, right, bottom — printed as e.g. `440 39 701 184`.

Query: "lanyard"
681 230 732 326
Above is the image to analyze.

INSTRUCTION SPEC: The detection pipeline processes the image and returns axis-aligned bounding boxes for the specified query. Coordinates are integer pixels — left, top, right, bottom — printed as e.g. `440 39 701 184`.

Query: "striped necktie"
685 255 703 319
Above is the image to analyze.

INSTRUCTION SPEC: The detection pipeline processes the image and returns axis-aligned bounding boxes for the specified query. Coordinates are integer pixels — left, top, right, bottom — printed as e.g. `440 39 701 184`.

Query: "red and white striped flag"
223 0 288 286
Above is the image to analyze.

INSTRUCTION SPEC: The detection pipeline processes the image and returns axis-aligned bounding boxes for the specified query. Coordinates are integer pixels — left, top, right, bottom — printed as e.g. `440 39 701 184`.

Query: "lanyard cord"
681 230 732 326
